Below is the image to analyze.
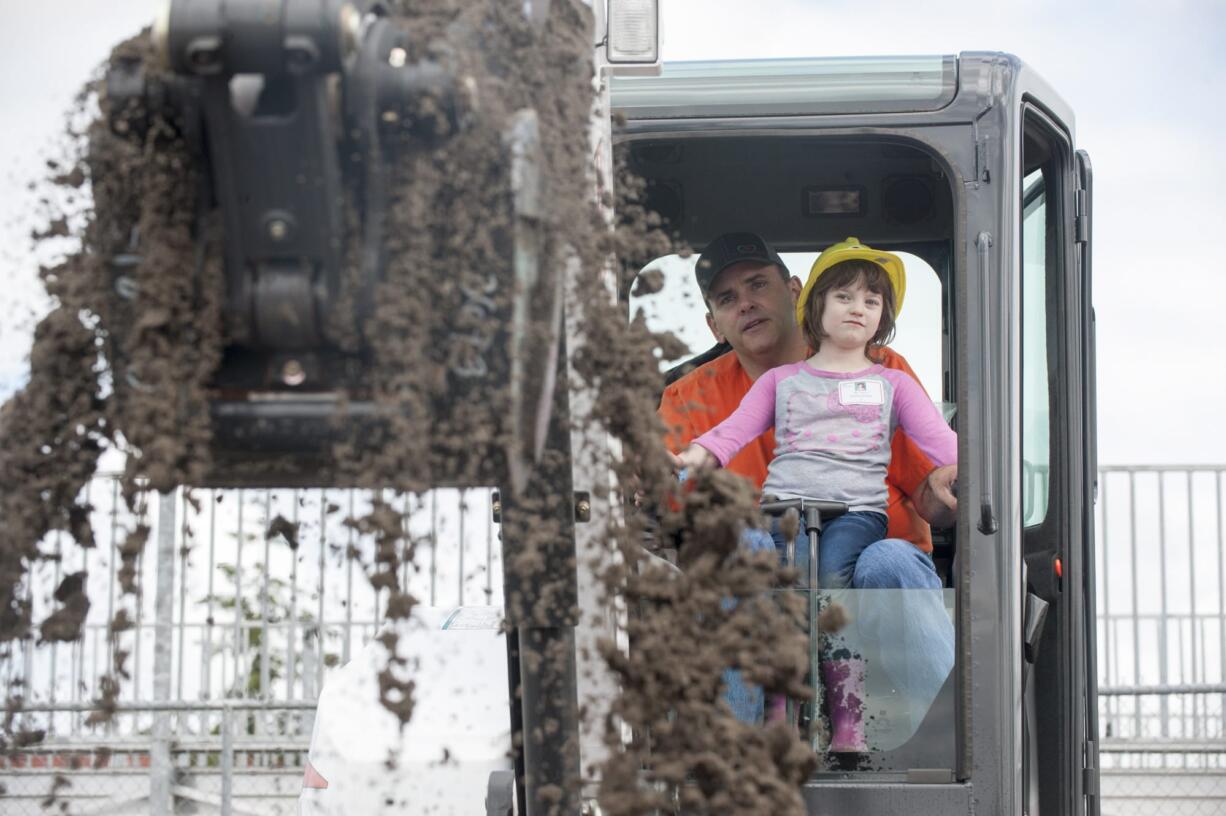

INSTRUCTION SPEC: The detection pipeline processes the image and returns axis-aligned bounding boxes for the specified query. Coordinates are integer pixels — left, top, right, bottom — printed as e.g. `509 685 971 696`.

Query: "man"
658 231 955 736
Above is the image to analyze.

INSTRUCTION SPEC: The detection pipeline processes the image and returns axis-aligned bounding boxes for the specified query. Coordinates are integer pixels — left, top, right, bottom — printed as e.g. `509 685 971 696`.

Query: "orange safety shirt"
659 347 936 552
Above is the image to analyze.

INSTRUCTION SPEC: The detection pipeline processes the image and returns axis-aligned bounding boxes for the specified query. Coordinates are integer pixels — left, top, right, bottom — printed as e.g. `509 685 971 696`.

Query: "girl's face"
819 278 884 352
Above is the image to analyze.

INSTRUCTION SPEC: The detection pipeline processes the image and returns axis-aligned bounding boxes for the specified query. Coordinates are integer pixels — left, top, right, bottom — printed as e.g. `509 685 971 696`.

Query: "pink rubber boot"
822 658 868 752
765 693 788 724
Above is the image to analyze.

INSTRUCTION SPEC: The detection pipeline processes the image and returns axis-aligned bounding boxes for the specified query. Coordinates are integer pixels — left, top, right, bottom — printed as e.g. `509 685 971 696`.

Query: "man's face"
704 261 803 357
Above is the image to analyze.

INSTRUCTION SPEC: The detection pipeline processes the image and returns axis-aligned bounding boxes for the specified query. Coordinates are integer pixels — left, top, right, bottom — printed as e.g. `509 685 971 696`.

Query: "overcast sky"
2 0 1225 466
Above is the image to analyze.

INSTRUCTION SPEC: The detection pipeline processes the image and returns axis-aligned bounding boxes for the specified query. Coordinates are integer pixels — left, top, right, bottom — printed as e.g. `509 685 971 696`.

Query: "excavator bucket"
103 0 563 490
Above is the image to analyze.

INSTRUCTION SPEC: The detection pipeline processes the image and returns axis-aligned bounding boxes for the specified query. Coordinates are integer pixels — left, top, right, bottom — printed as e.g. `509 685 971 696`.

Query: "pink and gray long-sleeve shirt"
693 362 957 514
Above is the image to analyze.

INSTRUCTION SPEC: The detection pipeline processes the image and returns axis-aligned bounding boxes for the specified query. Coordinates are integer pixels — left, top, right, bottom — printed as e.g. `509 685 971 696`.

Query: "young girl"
672 237 957 592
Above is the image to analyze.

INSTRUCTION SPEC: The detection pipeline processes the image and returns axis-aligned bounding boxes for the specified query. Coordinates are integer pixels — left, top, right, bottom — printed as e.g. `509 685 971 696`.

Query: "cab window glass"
1021 164 1053 526
630 251 944 400
630 242 955 766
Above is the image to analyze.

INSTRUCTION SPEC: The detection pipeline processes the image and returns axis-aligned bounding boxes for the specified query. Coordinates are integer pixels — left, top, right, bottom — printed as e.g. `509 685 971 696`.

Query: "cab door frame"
1011 86 1099 816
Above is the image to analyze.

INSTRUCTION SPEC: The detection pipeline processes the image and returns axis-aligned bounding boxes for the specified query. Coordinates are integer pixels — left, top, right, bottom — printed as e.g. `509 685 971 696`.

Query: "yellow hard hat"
795 237 907 326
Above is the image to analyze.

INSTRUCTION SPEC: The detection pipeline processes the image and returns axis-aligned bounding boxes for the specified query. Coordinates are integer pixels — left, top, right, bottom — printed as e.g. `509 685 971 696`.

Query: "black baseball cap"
694 232 786 297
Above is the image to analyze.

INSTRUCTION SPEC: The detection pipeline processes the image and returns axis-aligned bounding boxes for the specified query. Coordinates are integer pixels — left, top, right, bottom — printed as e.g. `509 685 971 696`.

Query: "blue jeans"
768 511 888 589
723 521 954 729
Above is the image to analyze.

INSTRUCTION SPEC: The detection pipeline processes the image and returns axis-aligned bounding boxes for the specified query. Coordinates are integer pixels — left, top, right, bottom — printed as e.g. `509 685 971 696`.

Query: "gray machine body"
611 52 1099 816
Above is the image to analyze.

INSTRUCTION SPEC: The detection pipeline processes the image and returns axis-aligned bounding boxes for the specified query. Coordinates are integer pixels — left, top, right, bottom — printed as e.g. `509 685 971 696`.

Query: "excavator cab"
613 53 1100 814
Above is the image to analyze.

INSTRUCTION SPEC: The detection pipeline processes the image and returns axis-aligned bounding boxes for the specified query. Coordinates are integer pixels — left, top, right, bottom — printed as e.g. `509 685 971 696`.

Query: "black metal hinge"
1083 739 1099 796
973 136 992 184
1075 189 1089 244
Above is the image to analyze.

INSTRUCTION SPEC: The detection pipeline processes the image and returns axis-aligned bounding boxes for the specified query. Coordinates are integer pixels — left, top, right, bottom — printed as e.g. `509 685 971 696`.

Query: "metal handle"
805 509 822 749
759 498 846 749
759 497 848 520
804 504 822 590
976 231 999 534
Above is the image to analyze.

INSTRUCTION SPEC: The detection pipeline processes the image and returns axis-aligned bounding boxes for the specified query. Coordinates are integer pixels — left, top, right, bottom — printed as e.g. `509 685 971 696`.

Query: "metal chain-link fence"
1099 688 1226 816
6 466 1226 813
1097 466 1226 815
1 701 312 815
1 475 499 814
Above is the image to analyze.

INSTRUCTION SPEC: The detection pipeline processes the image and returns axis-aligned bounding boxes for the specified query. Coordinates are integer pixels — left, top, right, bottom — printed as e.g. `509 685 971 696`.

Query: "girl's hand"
671 444 716 474
915 463 958 527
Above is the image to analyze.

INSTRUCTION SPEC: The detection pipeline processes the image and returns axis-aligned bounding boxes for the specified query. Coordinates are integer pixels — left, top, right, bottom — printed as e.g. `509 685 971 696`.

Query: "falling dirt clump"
266 515 300 550
593 474 817 814
40 772 72 811
343 501 416 616
0 305 104 642
630 266 665 298
37 572 91 645
1 695 47 754
114 524 149 596
92 36 224 499
374 630 417 730
1 31 221 652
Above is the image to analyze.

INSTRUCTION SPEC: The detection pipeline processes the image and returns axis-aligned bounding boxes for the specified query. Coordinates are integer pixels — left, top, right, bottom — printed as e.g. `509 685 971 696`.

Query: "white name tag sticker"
838 379 885 406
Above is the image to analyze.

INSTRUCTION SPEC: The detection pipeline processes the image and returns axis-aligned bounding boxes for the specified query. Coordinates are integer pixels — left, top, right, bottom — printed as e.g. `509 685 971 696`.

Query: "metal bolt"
461 75 480 115
281 359 306 387
187 44 220 72
114 276 140 300
268 219 289 241
125 368 153 392
388 47 407 68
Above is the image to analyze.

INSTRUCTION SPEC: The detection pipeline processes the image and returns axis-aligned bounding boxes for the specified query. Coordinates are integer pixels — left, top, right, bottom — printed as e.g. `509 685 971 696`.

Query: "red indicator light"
1054 557 1064 579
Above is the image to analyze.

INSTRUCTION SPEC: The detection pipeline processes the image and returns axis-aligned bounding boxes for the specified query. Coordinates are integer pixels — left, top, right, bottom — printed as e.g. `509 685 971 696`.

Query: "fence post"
151 490 178 815
222 704 234 816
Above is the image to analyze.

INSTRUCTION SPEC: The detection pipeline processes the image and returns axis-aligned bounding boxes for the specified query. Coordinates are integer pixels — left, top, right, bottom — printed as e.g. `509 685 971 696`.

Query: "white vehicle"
298 607 514 815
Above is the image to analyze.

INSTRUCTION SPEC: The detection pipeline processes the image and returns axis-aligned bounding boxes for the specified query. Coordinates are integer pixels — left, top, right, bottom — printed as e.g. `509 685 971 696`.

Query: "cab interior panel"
622 136 956 258
622 132 957 406
623 133 961 580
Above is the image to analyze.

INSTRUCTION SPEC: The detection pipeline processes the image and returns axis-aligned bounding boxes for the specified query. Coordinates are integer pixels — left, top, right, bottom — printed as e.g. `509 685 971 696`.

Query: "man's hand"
670 444 717 474
915 464 958 528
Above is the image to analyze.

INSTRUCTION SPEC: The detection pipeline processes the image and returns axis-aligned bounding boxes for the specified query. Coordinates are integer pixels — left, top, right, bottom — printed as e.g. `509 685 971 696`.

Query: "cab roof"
611 52 1075 135
611 55 958 119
